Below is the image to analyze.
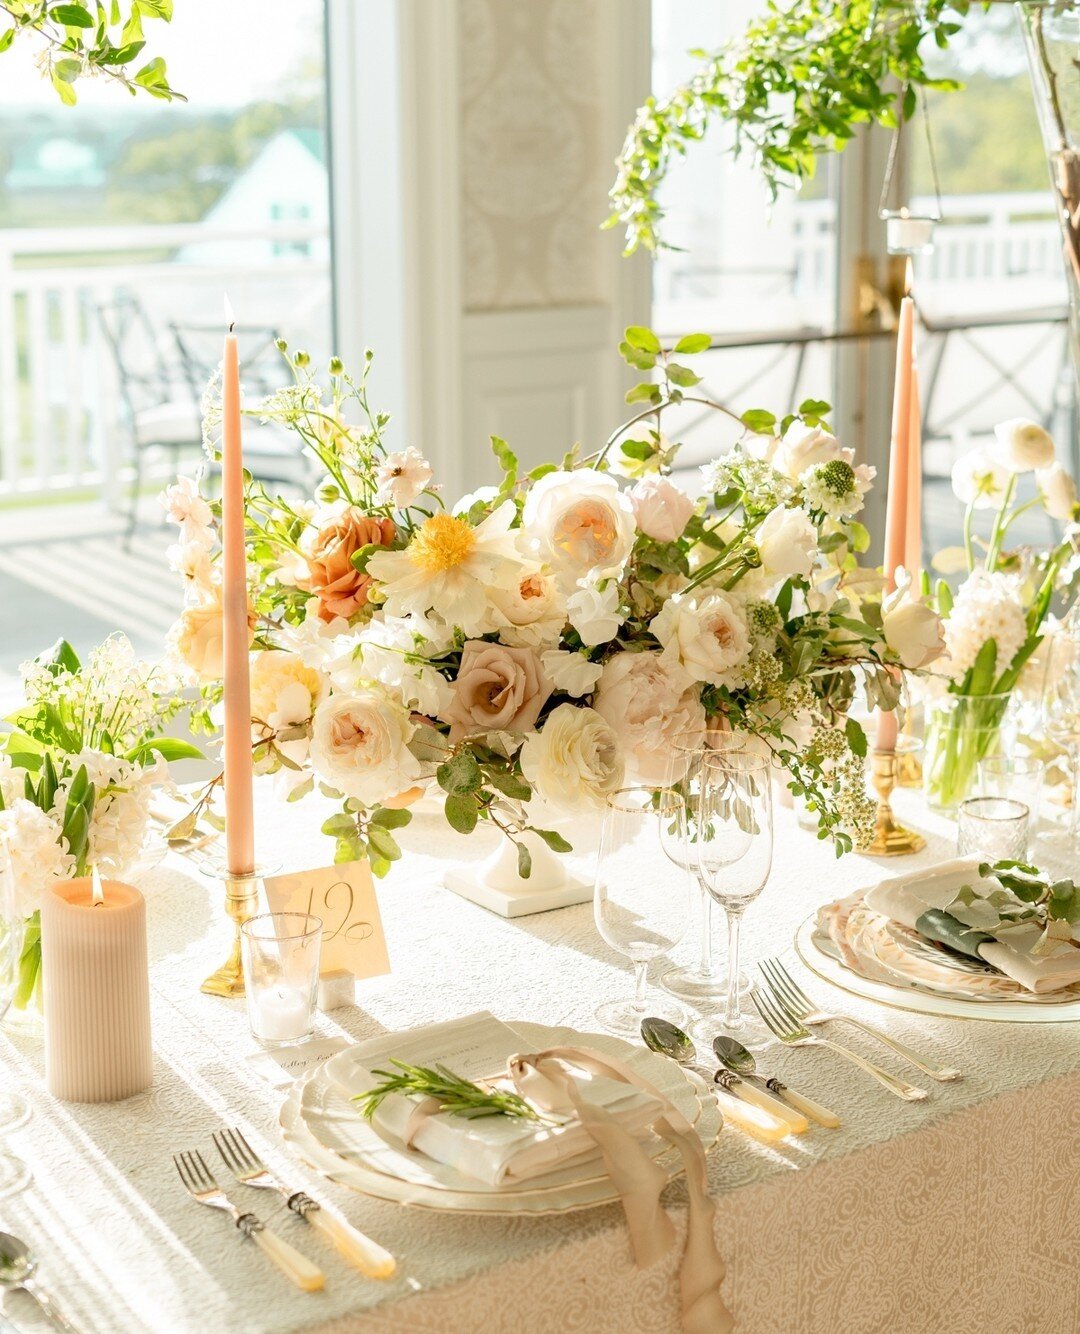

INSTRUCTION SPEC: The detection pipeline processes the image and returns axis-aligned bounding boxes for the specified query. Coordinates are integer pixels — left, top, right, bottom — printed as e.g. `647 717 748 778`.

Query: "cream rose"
520 468 636 587
755 506 818 579
1037 462 1078 522
882 573 945 670
519 704 624 812
775 424 843 479
628 476 695 543
593 651 706 784
951 447 1009 509
489 567 566 648
310 691 421 807
651 591 751 687
440 641 551 742
992 418 1055 474
168 589 254 683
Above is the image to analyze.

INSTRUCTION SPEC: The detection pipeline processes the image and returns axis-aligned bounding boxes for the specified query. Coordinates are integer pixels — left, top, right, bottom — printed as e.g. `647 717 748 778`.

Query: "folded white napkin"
864 858 1080 994
327 1012 664 1186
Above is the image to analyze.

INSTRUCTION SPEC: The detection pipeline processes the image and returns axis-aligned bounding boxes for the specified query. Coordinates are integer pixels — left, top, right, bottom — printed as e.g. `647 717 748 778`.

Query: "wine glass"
593 787 692 1036
0 842 32 1197
1042 627 1080 844
659 730 749 1002
693 751 774 1048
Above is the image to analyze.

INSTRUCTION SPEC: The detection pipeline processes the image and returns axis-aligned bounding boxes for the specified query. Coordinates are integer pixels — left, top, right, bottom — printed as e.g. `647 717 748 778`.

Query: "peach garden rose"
303 507 397 622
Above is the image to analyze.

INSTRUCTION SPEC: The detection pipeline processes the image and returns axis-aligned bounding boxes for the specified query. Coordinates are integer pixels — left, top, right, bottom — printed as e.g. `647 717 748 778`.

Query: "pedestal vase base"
444 833 590 918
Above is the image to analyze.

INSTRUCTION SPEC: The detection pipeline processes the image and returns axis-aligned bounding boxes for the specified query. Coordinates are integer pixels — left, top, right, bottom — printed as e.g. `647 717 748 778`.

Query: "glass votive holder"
240 913 322 1048
977 755 1046 828
957 797 1030 861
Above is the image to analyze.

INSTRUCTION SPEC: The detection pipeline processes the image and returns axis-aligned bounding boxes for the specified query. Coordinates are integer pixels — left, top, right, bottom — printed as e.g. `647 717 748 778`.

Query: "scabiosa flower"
801 458 874 519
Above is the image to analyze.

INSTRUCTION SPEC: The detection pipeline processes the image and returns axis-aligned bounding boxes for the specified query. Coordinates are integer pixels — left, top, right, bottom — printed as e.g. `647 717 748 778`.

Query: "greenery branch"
354 1060 543 1123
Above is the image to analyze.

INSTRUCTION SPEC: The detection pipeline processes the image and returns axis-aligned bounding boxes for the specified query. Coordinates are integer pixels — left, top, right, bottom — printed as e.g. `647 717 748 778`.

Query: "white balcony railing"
0 220 330 503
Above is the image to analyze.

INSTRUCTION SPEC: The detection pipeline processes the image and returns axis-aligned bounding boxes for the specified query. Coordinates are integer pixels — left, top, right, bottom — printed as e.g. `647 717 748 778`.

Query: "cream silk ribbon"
508 1046 733 1334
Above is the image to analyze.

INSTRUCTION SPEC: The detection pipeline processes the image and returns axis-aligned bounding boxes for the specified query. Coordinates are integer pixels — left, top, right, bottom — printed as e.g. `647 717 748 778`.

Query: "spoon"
714 1035 841 1129
640 1018 796 1144
0 1232 82 1333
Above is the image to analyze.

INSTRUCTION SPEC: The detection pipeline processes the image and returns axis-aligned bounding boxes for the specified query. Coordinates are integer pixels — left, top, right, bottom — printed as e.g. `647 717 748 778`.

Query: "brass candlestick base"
201 872 259 997
865 749 926 857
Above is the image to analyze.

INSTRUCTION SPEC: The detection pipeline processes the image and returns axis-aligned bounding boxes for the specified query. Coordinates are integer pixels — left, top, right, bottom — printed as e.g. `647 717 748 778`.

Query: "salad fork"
213 1127 396 1278
759 957 962 1082
751 987 929 1102
173 1149 325 1292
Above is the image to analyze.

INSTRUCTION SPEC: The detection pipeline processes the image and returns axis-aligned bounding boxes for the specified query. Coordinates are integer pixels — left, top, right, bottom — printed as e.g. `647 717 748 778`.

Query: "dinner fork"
213 1127 396 1278
173 1150 325 1292
751 987 928 1102
759 957 962 1082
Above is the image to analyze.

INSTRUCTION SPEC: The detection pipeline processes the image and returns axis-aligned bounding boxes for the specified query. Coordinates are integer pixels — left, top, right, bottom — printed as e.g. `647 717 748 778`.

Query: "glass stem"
632 960 648 1016
698 884 715 978
724 909 744 1027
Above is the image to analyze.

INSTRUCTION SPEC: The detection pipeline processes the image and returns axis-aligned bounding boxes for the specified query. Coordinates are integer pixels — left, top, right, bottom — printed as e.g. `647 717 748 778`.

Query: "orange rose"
303 509 396 622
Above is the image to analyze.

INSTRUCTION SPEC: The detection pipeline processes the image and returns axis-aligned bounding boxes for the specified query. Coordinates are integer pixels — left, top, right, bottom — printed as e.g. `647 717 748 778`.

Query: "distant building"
5 135 105 192
177 129 329 265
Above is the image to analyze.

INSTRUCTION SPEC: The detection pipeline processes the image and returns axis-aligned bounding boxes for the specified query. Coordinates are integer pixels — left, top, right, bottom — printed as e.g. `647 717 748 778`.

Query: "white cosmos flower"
519 704 624 812
367 502 523 637
520 468 636 589
309 691 423 807
167 540 216 600
160 476 214 548
950 448 1010 510
992 419 1055 474
566 582 623 647
651 591 751 688
540 649 603 697
374 446 434 508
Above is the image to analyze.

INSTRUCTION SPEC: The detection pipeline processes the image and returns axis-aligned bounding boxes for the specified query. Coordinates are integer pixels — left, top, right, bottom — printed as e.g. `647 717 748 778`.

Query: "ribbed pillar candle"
42 876 153 1103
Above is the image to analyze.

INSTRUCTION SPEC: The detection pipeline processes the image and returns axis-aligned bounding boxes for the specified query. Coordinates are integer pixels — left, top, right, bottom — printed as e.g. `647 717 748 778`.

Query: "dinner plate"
796 912 1080 1023
279 1021 722 1215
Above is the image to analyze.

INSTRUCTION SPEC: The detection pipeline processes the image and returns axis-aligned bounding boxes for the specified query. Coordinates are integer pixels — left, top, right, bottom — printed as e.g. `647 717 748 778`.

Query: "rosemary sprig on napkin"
355 1060 541 1122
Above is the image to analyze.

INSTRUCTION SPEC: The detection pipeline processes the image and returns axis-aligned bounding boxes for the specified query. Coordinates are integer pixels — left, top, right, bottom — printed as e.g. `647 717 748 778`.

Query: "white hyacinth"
943 570 1028 681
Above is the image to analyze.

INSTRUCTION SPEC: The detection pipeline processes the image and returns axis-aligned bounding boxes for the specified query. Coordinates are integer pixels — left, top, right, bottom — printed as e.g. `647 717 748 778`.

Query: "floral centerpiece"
922 419 1080 810
165 330 944 872
0 636 196 1020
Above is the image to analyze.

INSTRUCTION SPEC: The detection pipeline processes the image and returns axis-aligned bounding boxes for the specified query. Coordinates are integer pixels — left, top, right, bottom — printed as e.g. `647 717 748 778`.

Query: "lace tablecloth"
3 790 1080 1334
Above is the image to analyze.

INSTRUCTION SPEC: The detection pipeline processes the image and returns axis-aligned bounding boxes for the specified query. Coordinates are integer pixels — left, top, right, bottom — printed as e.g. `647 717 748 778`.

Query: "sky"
0 0 323 109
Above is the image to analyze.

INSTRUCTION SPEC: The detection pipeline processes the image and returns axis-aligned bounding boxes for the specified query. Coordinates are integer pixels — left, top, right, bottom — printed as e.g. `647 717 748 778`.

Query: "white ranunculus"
520 468 636 588
992 418 1056 474
950 447 1010 510
881 572 945 670
628 476 695 543
1037 462 1078 522
310 692 422 807
540 649 603 698
0 798 73 917
775 423 843 480
489 566 567 649
593 651 706 784
755 506 818 579
519 704 624 812
566 582 623 647
650 591 751 688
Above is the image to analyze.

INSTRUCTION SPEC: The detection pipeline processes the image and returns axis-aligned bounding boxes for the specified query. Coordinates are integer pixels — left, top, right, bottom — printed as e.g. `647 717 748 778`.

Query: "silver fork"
752 987 928 1102
213 1127 396 1278
173 1149 324 1292
760 957 962 1082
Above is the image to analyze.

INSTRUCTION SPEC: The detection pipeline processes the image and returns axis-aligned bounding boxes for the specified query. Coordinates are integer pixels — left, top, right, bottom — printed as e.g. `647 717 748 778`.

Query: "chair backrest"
169 322 286 410
96 291 180 425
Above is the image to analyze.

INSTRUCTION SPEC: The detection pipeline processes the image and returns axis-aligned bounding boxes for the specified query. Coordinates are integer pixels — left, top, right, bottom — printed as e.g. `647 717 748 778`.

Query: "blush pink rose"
441 641 552 742
628 476 695 543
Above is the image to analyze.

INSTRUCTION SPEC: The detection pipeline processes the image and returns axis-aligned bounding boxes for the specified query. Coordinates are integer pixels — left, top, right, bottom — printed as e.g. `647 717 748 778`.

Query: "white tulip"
991 418 1055 474
1037 462 1078 522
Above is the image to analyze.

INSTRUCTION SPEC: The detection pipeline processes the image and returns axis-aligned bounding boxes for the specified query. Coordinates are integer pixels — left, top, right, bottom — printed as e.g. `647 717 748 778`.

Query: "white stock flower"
160 476 214 548
342 616 453 718
540 650 603 697
651 591 751 688
489 567 567 649
881 571 944 670
0 798 73 916
374 447 434 508
310 692 422 807
1037 462 1078 522
566 583 623 647
593 651 706 784
943 570 1028 681
992 419 1055 474
519 704 624 812
755 506 818 579
520 468 636 588
950 448 1009 510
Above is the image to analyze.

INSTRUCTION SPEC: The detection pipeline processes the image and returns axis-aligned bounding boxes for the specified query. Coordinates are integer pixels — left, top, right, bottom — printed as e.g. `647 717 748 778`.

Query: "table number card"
263 860 391 981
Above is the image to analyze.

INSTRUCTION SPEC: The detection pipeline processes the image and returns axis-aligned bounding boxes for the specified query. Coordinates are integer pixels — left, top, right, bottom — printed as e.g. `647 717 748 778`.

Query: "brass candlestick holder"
201 871 259 998
865 749 926 857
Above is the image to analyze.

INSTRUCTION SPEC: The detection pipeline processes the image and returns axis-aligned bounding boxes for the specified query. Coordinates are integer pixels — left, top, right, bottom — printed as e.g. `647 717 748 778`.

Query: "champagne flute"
0 841 32 1197
1043 628 1080 844
693 752 774 1048
593 787 692 1036
659 730 749 1002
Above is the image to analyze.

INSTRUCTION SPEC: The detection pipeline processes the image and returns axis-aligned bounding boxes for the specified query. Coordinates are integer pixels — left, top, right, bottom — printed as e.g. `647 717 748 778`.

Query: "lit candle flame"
904 257 914 297
91 864 104 907
223 293 236 334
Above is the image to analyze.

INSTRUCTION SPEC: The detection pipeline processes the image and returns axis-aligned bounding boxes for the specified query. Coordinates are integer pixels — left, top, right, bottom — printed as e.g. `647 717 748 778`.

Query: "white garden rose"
651 591 751 688
489 566 566 648
593 651 706 784
992 418 1055 474
566 582 623 647
755 506 818 579
0 798 73 917
628 476 695 543
519 704 624 812
881 572 945 670
1037 462 1078 522
950 447 1009 509
540 649 603 698
310 692 422 807
520 468 636 588
775 423 843 480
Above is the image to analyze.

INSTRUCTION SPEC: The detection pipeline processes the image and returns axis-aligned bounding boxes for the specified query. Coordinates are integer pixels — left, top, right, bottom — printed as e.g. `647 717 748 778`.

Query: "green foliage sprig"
355 1060 542 1123
606 0 972 253
0 0 183 104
